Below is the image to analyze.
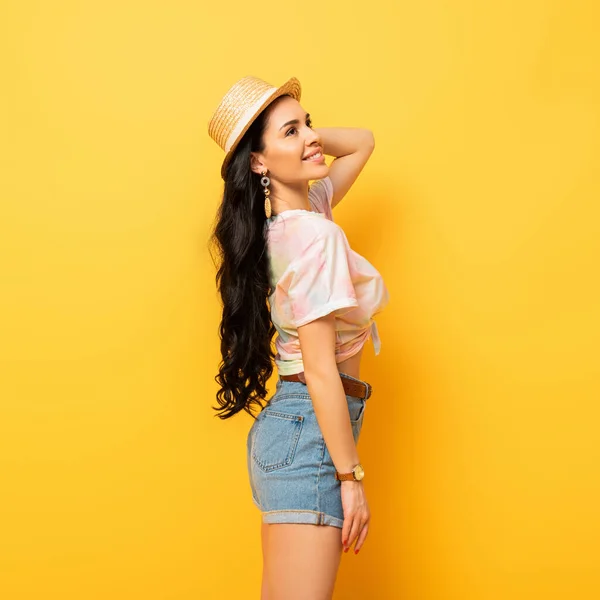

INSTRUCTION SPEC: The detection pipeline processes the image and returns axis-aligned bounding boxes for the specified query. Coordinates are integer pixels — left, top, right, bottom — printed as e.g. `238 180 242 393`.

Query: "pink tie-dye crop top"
266 175 390 376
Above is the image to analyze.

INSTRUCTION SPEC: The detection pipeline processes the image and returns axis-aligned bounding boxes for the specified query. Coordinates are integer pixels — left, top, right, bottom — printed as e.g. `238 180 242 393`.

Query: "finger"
346 516 361 550
354 521 369 553
341 515 355 548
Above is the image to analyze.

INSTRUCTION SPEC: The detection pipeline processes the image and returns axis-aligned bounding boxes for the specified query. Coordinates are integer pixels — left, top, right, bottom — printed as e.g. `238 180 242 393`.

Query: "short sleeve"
308 176 334 221
287 226 358 328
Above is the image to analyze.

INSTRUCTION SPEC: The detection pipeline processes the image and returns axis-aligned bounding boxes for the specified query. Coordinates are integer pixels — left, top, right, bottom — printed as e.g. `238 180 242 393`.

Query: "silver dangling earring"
261 170 272 219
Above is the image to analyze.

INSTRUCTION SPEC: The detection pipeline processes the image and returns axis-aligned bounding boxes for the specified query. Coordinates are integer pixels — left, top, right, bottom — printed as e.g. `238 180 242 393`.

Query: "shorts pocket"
348 398 366 424
349 399 366 443
251 409 304 473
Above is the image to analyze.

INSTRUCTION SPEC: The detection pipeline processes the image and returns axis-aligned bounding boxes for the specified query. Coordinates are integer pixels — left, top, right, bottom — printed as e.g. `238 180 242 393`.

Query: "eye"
286 118 313 136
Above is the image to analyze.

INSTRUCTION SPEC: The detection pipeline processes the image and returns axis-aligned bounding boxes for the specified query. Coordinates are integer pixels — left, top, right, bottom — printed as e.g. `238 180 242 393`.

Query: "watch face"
353 464 365 480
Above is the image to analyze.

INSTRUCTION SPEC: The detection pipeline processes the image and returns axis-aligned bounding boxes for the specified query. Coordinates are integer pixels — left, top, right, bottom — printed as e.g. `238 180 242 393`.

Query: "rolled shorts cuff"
261 508 344 529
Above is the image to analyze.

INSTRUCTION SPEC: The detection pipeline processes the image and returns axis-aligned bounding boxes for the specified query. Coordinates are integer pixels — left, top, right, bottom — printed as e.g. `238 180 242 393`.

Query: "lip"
302 147 324 161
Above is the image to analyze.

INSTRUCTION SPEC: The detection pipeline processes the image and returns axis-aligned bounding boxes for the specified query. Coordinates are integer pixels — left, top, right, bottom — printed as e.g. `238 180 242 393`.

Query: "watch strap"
335 471 357 481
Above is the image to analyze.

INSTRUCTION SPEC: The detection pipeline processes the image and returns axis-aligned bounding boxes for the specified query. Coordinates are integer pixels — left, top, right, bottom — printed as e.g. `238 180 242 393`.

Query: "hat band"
224 87 278 153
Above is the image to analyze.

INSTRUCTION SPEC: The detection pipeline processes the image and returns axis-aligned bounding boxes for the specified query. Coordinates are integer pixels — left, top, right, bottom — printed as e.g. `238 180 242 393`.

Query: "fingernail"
354 548 360 554
344 547 349 553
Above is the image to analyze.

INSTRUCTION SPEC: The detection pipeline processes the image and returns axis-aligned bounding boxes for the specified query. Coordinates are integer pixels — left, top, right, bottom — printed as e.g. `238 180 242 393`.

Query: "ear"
250 152 267 175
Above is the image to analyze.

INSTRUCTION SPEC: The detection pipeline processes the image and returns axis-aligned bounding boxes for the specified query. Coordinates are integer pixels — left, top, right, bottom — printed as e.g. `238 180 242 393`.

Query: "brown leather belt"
279 371 373 400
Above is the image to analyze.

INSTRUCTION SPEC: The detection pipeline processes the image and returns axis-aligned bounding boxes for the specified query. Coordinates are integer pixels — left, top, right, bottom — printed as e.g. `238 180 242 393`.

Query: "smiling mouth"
302 150 323 161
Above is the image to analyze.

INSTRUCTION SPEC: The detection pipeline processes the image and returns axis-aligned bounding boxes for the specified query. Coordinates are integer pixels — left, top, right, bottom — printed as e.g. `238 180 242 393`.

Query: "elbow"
302 360 341 388
363 129 375 150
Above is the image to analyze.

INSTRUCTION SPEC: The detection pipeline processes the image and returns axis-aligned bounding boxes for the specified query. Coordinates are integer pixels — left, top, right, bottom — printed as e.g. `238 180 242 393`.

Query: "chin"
303 161 329 172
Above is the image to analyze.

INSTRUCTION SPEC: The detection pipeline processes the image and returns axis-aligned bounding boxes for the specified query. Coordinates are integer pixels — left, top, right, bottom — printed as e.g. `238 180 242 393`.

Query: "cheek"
267 142 304 179
272 141 301 165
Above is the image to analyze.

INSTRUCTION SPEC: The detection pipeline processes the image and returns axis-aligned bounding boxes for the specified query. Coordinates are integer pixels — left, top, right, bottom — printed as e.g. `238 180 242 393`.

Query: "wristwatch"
335 463 365 482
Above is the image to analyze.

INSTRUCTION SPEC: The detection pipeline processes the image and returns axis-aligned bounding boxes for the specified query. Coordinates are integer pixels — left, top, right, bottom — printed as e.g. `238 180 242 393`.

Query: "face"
250 96 328 184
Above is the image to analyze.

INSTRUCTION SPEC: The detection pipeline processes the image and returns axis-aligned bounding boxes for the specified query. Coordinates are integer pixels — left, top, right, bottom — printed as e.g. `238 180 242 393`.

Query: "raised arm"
314 127 375 209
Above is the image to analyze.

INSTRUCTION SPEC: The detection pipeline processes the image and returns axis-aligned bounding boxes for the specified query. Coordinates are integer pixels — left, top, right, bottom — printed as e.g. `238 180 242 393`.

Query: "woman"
207 76 390 599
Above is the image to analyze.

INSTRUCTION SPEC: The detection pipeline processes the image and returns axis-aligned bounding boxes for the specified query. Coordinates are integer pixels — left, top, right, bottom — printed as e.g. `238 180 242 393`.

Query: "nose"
305 127 321 147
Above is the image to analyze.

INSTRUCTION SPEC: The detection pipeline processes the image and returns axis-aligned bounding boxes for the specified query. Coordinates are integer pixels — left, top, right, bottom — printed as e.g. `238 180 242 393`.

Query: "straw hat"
207 75 302 180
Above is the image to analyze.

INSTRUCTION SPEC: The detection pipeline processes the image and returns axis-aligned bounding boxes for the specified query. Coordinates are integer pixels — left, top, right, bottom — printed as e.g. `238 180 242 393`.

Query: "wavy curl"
208 96 291 420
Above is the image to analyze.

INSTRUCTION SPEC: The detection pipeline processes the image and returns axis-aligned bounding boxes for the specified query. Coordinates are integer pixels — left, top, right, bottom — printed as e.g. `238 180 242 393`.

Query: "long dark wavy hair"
208 96 290 420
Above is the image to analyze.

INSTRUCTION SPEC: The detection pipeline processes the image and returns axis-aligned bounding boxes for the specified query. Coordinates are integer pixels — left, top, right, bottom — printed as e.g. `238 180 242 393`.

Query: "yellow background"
1 1 599 598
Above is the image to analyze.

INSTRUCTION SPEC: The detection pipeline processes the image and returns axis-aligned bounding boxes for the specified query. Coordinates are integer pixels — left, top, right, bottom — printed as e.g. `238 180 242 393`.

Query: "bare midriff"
336 345 364 381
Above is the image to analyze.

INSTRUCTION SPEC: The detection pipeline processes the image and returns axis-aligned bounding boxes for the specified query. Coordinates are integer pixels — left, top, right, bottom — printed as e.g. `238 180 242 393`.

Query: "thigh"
264 523 343 600
260 520 270 600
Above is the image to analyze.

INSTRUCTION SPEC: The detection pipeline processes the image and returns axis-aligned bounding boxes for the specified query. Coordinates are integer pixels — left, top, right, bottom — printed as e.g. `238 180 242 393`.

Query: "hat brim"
220 76 302 180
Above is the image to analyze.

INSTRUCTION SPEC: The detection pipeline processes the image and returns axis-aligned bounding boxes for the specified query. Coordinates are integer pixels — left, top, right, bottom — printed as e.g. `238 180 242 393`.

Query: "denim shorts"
246 372 370 529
